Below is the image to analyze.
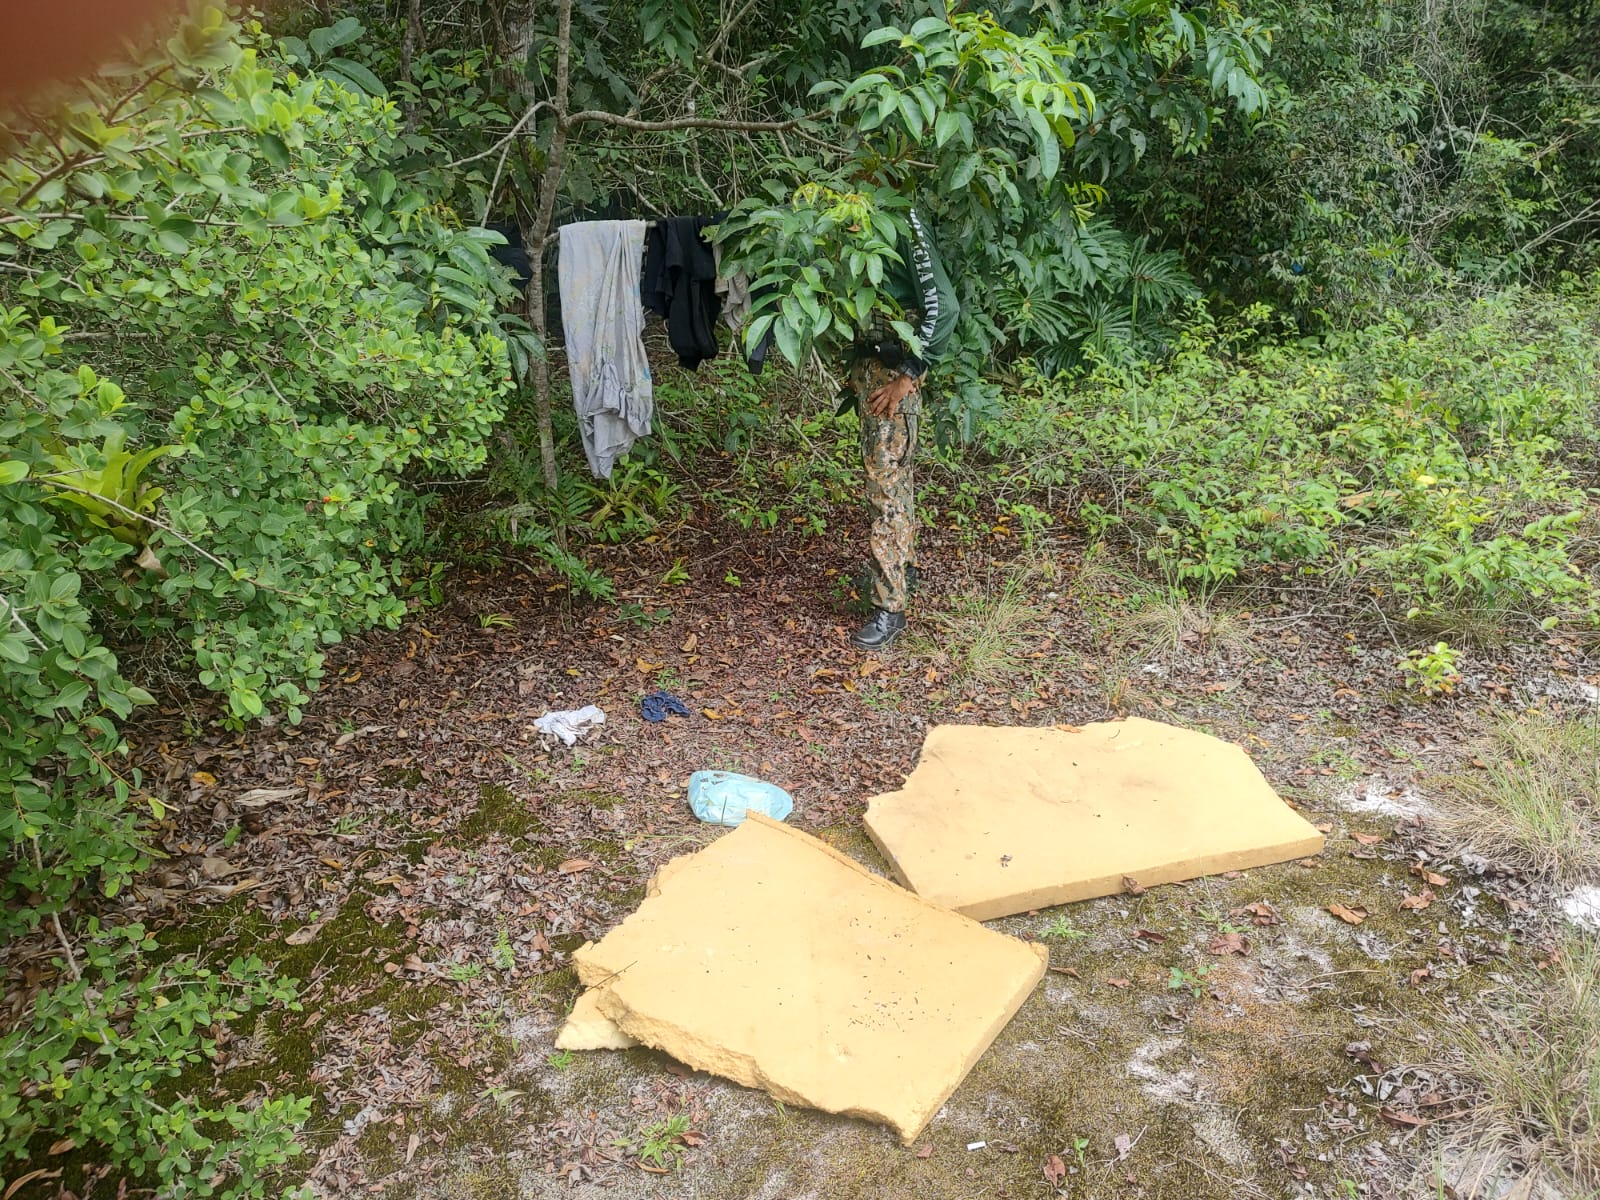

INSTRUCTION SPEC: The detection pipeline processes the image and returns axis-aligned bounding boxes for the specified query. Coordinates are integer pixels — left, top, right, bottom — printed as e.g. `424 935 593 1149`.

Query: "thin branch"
1490 194 1600 277
31 476 307 601
30 839 81 983
443 101 551 169
7 126 250 212
2 592 49 650
562 108 823 133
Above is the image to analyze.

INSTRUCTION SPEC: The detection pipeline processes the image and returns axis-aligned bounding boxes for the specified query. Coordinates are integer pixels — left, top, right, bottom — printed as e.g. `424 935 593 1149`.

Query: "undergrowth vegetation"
1440 713 1600 886
1449 935 1600 1198
3 0 1600 1192
984 289 1600 630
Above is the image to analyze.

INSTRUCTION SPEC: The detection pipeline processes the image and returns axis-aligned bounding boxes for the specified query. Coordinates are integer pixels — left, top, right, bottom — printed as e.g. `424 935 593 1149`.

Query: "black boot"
852 608 907 650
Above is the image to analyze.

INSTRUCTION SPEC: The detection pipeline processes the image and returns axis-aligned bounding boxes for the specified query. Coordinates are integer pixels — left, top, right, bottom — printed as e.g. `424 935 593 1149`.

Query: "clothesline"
557 216 770 481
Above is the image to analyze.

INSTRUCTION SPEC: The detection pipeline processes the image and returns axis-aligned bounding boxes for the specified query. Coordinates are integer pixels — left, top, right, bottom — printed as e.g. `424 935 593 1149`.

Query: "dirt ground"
91 511 1597 1200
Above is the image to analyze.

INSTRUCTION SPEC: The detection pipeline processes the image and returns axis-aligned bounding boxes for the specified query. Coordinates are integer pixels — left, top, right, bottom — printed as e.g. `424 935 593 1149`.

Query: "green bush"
0 922 310 1200
1 6 520 1191
1 6 516 910
987 288 1600 624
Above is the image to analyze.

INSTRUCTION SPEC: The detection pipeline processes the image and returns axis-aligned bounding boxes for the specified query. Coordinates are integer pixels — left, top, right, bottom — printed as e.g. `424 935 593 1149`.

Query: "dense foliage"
0 7 515 1190
985 288 1600 627
1 0 1598 1191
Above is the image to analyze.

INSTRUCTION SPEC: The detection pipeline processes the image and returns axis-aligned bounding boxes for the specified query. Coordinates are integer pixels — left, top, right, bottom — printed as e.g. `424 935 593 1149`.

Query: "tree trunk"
521 0 573 496
400 0 423 132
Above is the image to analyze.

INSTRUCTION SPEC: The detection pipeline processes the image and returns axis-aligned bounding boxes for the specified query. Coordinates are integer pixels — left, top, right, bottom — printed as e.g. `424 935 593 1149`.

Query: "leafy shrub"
0 922 310 1199
1397 641 1464 697
1 7 518 1192
986 288 1600 625
1 8 516 907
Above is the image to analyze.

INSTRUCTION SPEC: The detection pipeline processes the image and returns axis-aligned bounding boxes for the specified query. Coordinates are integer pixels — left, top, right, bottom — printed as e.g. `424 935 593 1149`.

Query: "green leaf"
0 461 28 485
56 680 91 711
156 226 190 254
774 319 803 367
308 17 363 58
743 313 777 356
161 216 197 243
908 16 948 40
61 624 87 658
898 93 925 139
860 26 904 48
258 132 290 169
322 58 387 98
934 109 961 149
1039 127 1060 178
949 153 980 190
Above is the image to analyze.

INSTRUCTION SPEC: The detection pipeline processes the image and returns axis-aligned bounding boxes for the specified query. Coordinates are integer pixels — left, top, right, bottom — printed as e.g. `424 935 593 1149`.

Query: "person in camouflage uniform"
849 209 959 650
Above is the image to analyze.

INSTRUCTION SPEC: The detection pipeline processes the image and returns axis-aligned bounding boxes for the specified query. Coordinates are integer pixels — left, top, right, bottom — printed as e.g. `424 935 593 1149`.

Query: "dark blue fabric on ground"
640 690 691 722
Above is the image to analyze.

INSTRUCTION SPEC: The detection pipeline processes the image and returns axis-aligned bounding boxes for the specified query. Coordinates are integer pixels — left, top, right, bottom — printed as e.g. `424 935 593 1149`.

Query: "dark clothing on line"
641 216 723 369
484 221 533 291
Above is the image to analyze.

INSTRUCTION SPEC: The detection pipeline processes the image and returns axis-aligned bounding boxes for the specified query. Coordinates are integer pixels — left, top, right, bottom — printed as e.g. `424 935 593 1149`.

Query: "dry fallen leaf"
1410 965 1433 987
1044 1154 1067 1186
1105 977 1131 989
1400 890 1434 911
284 921 326 946
1113 1133 1133 1160
405 1132 420 1164
1380 1107 1427 1129
1121 876 1147 896
47 1138 75 1156
681 633 698 653
191 770 218 787
1346 1041 1384 1072
1208 932 1251 956
198 856 238 880
1412 865 1449 887
234 786 300 807
557 859 595 874
1134 929 1166 943
4 1169 62 1199
914 1144 933 1159
1351 831 1385 846
1231 902 1282 926
1328 902 1369 925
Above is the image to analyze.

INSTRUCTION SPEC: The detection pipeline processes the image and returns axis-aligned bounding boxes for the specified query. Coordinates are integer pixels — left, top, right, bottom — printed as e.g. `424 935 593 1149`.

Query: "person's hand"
866 373 918 418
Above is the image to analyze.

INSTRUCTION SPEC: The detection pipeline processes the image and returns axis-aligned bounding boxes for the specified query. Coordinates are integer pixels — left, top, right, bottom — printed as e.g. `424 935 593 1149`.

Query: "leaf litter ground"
35 516 1600 1200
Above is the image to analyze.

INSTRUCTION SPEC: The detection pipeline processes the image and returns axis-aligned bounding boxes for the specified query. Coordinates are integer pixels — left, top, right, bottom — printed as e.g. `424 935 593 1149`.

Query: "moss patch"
457 782 546 843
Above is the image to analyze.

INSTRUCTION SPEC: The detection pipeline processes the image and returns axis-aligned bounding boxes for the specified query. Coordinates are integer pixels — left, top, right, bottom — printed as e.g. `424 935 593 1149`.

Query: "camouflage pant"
853 357 921 614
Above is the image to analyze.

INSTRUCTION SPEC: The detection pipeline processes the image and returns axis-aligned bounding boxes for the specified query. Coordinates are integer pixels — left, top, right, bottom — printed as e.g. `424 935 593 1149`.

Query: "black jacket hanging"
641 216 722 369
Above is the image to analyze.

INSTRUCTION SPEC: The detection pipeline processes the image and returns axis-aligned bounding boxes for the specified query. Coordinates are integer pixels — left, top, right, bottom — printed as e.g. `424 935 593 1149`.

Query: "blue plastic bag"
688 770 794 827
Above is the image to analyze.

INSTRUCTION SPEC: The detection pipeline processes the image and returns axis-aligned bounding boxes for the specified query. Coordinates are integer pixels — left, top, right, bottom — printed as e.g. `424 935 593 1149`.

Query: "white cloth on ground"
533 705 607 746
558 220 651 478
